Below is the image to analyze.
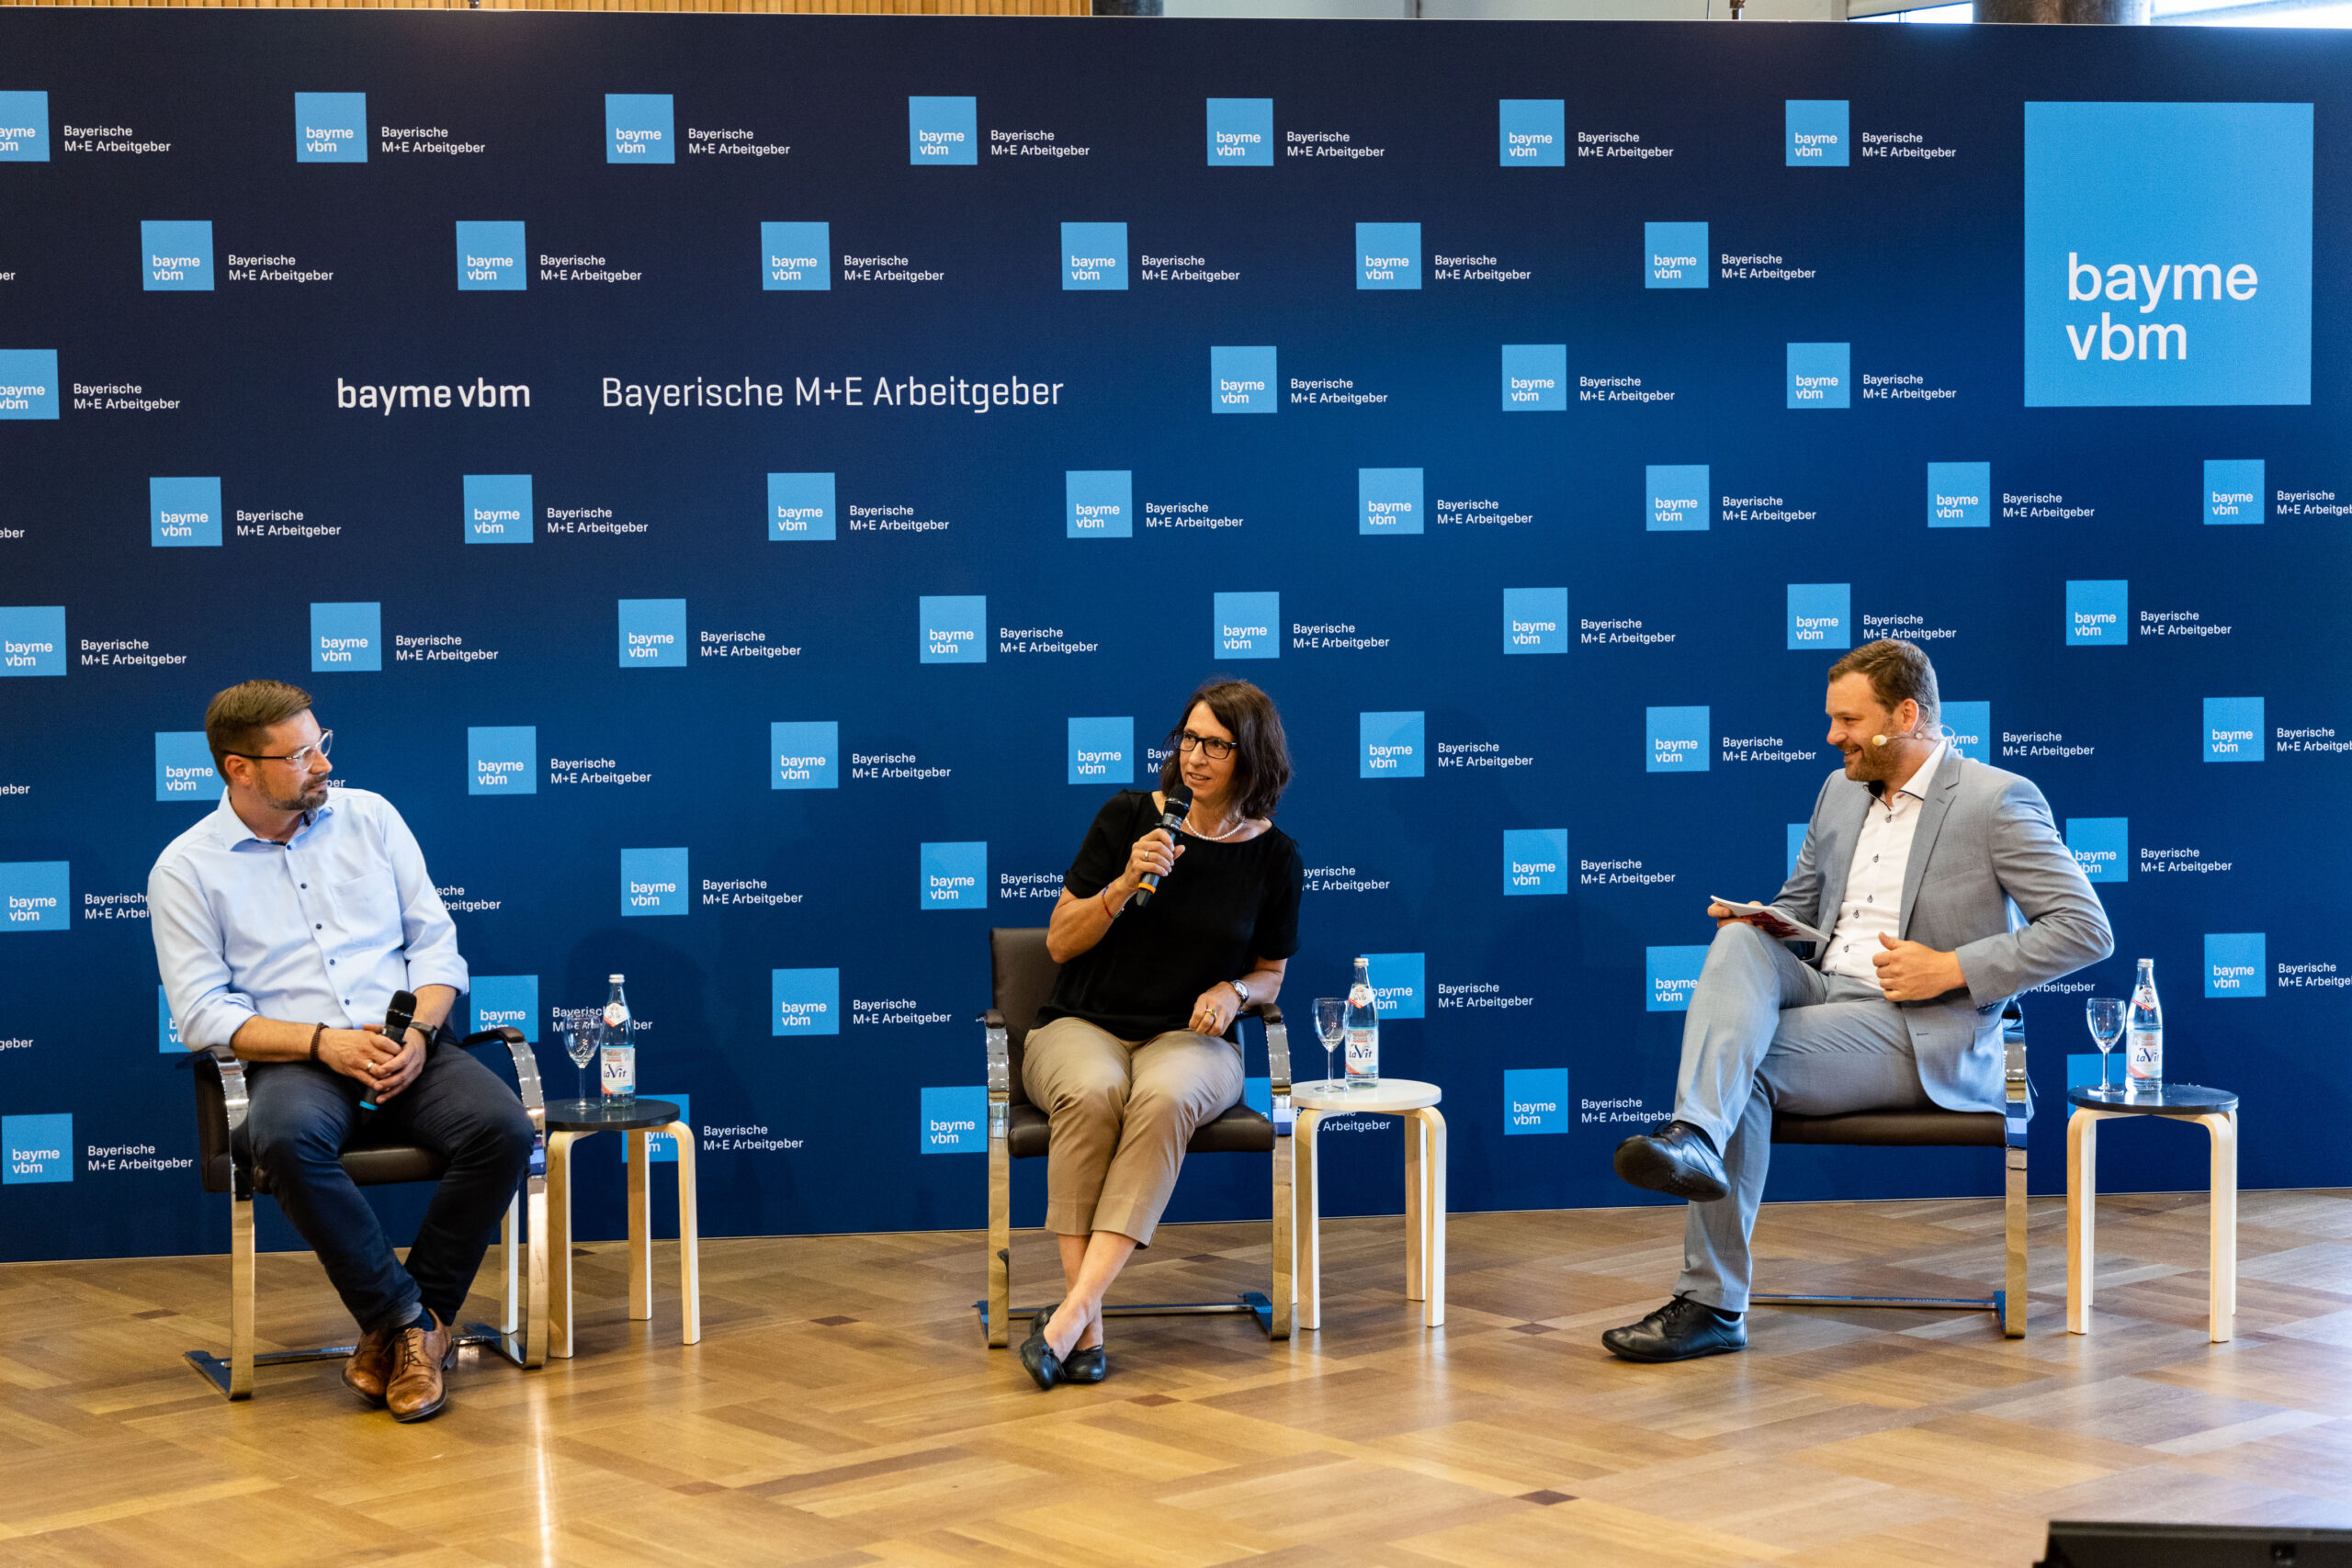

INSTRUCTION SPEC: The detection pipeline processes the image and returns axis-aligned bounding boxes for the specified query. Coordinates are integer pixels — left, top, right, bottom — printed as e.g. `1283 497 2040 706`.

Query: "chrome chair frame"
1752 1005 2030 1337
979 929 1293 1347
181 1027 550 1398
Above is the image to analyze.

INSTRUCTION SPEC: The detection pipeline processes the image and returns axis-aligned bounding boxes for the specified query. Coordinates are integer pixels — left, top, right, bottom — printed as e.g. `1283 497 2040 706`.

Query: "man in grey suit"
1602 638 2113 1362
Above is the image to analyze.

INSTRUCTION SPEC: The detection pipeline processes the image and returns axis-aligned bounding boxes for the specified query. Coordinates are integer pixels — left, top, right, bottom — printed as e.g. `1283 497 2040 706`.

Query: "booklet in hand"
1707 897 1830 946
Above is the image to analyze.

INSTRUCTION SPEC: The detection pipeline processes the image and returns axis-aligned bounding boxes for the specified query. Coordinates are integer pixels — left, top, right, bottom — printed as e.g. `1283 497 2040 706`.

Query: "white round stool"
1290 1078 1445 1330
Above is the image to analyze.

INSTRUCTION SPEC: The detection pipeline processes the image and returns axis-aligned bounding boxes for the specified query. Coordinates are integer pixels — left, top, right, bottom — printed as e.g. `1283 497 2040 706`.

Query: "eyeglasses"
228 729 334 769
1176 730 1237 761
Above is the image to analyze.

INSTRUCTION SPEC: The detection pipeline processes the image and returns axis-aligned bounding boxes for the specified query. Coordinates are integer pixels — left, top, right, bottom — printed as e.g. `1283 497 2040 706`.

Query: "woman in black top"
1019 678 1304 1390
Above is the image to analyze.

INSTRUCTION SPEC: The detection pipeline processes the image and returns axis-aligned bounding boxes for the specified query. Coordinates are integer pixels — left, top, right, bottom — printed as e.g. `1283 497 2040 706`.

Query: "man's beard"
261 778 329 813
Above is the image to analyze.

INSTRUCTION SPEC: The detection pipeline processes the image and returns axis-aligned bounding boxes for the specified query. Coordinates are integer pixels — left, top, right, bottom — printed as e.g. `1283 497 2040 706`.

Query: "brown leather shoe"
384 1311 456 1423
342 1324 395 1406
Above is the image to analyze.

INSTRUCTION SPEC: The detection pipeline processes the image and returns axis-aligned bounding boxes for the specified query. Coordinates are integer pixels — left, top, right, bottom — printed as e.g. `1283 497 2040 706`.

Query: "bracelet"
309 1021 325 1063
1099 886 1123 920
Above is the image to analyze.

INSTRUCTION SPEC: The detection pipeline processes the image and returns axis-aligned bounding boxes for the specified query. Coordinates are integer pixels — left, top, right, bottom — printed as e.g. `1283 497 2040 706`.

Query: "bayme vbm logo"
2025 103 2311 406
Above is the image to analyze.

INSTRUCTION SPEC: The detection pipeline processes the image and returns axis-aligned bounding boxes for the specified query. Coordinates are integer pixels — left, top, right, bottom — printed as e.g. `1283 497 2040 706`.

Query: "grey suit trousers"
1672 921 1934 1311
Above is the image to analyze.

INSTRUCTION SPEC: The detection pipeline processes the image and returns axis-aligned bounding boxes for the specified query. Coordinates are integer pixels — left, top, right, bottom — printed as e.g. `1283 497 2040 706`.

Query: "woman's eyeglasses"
1176 731 1237 761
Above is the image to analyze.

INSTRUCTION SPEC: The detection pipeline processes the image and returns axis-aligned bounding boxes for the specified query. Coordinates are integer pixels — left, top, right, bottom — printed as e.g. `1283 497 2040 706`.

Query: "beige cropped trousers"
1022 1015 1244 1247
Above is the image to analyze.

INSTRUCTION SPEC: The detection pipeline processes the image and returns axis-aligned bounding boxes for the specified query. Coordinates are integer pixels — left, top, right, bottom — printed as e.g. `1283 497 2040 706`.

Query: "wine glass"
562 1027 597 1110
2085 998 2125 1095
1314 998 1346 1090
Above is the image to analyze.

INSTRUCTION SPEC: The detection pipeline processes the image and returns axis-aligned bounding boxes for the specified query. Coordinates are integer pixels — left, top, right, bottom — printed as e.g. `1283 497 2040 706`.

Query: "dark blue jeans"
243 1043 534 1337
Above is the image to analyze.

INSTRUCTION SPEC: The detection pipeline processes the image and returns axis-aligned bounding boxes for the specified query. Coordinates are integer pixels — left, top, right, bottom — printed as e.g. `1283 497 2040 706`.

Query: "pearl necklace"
1184 806 1252 841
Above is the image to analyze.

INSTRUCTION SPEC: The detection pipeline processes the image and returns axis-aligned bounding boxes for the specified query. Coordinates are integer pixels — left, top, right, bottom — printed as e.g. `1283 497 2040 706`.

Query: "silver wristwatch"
1228 978 1252 1009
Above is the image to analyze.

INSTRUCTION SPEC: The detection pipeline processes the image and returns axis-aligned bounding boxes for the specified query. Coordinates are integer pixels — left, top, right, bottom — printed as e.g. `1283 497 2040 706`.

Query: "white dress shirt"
149 786 469 1048
1821 739 1949 987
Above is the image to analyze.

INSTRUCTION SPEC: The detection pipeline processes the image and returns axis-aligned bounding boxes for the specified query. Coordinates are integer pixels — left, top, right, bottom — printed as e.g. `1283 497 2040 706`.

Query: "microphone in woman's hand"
1132 790 1191 908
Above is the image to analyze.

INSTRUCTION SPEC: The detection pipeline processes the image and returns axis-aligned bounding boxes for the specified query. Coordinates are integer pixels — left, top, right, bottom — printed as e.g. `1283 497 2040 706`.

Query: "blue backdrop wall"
2 10 2346 1264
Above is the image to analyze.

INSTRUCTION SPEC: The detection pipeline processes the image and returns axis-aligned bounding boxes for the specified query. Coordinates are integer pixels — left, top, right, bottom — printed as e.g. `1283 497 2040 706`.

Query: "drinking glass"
2085 997 2125 1095
1314 998 1347 1090
562 1027 597 1109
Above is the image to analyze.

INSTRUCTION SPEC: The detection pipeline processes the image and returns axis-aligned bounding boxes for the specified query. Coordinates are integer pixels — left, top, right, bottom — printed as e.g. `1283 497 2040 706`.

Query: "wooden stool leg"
671 1123 701 1346
2066 1110 2098 1335
2203 1111 2237 1343
627 1130 652 1322
547 1133 578 1359
1296 1110 1322 1332
1404 1111 1425 1303
1419 1108 1447 1328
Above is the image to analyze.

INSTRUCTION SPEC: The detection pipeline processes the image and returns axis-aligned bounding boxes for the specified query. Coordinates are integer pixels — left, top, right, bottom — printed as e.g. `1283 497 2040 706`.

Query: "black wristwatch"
1227 978 1253 1010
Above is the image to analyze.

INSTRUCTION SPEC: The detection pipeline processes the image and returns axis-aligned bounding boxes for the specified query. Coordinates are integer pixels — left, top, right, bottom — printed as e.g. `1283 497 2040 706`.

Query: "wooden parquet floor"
7 1191 2352 1566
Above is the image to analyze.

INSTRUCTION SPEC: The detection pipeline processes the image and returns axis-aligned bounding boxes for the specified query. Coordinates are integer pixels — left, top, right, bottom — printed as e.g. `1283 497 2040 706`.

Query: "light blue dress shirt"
150 786 469 1049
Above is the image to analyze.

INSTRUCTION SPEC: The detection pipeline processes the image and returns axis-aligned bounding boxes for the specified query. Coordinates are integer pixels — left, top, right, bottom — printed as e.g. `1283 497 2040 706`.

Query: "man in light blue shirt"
152 680 532 1422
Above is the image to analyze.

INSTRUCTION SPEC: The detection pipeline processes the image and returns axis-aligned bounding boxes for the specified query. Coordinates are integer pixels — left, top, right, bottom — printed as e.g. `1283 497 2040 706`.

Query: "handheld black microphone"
1130 790 1190 909
361 989 420 1111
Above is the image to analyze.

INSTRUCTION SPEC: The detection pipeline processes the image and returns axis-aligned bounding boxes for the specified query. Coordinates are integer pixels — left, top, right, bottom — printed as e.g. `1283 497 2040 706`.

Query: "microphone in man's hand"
360 989 420 1111
1131 791 1191 909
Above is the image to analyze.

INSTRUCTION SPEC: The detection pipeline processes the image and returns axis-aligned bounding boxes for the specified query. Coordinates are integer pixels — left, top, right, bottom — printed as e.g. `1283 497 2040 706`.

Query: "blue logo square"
621 847 689 918
1504 1067 1567 1134
468 727 536 796
2204 696 2264 762
141 220 213 293
767 473 836 541
1787 343 1850 409
1785 100 1849 166
159 984 184 1054
0 92 50 162
1066 470 1132 539
1061 222 1127 291
2205 459 2264 525
1504 587 1566 655
1 862 69 932
1069 716 1133 786
2066 818 2129 884
150 476 221 547
469 976 538 1042
772 722 839 790
605 94 673 164
1361 712 1425 779
921 1086 986 1153
636 1092 690 1164
1206 98 1272 166
2067 1054 2108 1091
0 607 64 676
2065 581 2129 647
0 351 59 421
1359 468 1423 536
1501 344 1566 412
1647 706 1710 773
3 1114 72 1183
1498 99 1564 167
760 222 831 291
1787 583 1851 651
464 474 532 546
919 595 987 665
456 221 526 291
310 602 380 672
1364 953 1425 1020
618 599 686 669
773 968 841 1036
922 841 987 910
155 732 220 803
1213 592 1280 661
1211 346 1277 414
2206 932 2267 998
908 96 977 165
1645 222 1708 289
1928 463 1992 528
1647 946 1709 1012
1244 1077 1272 1117
1943 701 1991 762
1787 823 1809 877
294 93 365 164
1504 829 1567 897
2025 103 2311 408
1356 223 1420 290
1646 466 1710 532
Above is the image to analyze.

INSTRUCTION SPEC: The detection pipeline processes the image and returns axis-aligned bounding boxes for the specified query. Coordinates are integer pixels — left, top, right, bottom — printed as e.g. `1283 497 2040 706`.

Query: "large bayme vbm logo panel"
2025 101 2312 407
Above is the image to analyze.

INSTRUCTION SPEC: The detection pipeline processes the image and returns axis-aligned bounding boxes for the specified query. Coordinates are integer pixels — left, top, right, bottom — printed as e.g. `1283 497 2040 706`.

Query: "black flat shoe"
1600 1295 1747 1363
1612 1120 1731 1202
1017 1303 1064 1391
1063 1346 1107 1383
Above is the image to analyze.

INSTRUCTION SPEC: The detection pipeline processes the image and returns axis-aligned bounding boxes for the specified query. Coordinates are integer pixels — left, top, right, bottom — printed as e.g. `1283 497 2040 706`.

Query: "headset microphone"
1131 790 1191 908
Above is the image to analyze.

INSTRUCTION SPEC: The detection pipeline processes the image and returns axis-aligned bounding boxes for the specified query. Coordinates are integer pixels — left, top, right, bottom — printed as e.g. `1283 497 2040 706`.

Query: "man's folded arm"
148 858 256 1051
1952 776 2116 1009
1767 772 1836 931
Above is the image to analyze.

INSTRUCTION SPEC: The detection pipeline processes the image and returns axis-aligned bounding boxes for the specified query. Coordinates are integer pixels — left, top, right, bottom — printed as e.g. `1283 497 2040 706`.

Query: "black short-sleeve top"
1036 790 1305 1042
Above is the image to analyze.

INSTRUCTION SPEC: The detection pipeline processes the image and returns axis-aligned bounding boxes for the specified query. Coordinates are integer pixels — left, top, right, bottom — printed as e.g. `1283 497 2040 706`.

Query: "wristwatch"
1227 978 1252 1009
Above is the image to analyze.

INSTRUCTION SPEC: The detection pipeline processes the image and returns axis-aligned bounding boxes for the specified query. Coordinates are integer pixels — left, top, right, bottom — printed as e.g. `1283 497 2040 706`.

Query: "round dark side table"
542 1098 700 1358
2066 1083 2239 1342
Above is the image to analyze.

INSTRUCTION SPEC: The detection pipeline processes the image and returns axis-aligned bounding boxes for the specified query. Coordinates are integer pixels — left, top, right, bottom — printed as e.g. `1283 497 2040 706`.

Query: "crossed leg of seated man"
1606 921 1932 1361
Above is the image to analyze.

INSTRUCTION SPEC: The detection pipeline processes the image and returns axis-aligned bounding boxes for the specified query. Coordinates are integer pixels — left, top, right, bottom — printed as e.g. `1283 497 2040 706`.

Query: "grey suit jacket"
1773 749 2114 1112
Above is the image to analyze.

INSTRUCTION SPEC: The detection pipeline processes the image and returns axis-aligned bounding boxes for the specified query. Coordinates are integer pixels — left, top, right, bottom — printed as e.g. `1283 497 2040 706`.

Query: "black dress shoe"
1063 1346 1107 1383
1612 1120 1731 1202
1018 1303 1064 1391
1600 1296 1748 1363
